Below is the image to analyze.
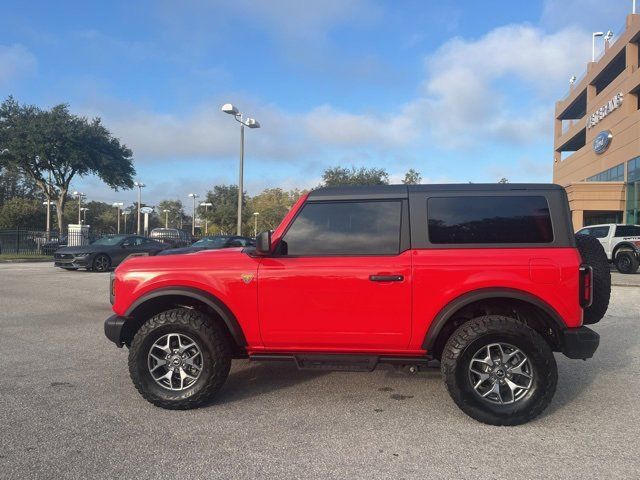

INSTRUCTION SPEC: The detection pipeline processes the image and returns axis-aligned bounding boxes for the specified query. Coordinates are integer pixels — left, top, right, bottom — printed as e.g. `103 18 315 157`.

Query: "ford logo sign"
593 130 612 154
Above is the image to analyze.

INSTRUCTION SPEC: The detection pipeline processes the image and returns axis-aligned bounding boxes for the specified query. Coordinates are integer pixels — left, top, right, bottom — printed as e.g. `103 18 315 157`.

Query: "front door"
258 199 411 350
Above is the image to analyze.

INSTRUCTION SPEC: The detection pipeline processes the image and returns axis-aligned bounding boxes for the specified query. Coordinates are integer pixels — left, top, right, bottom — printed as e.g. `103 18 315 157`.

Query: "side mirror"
255 231 271 255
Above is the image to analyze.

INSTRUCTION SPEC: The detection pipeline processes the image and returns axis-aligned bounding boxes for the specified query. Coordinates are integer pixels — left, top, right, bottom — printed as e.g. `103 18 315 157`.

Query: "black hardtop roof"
308 183 563 200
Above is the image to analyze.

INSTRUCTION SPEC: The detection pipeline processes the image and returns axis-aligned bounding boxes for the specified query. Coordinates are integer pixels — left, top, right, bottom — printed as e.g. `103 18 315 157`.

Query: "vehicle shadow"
544 316 639 416
211 360 329 405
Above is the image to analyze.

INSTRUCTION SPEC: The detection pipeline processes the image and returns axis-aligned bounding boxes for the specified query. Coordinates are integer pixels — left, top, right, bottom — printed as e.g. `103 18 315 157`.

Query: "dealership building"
554 12 640 228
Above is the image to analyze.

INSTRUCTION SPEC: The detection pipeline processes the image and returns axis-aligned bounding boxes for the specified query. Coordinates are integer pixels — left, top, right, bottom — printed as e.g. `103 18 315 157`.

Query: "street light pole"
188 193 199 236
163 209 170 228
221 103 260 236
112 202 124 233
200 202 212 234
122 211 130 234
253 212 259 237
134 181 145 235
72 191 86 224
81 208 89 224
592 31 604 62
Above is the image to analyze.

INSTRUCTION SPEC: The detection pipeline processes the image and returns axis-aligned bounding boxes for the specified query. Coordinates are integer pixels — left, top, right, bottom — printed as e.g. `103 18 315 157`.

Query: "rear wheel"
128 308 231 409
574 234 610 324
441 315 557 426
615 251 639 274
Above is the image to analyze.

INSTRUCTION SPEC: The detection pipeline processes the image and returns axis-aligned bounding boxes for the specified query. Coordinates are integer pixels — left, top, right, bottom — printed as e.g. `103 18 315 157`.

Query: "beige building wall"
553 13 640 228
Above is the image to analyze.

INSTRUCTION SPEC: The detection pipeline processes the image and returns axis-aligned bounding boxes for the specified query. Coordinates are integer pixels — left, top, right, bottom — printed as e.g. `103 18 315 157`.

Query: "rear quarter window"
427 195 553 244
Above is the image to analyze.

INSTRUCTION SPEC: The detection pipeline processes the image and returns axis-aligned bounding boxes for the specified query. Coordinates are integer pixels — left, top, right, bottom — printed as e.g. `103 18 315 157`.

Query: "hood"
159 246 207 255
55 245 97 255
118 246 247 271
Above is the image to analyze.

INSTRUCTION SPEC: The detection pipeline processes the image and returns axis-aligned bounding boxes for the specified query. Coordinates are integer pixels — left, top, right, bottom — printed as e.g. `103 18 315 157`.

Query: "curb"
0 258 53 263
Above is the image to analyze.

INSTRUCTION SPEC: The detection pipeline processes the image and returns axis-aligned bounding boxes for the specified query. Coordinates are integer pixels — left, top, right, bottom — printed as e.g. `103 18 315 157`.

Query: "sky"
0 0 633 205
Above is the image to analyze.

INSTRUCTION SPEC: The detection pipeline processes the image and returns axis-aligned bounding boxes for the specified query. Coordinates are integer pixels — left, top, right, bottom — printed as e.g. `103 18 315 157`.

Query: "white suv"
576 223 640 274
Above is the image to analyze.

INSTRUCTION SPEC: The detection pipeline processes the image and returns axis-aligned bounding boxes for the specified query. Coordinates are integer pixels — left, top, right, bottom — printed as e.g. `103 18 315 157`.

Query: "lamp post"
112 202 124 233
81 207 89 224
188 193 199 236
72 191 86 224
163 209 170 228
253 212 260 237
43 201 55 233
134 181 145 235
122 210 130 234
592 31 604 61
200 202 212 234
221 103 261 236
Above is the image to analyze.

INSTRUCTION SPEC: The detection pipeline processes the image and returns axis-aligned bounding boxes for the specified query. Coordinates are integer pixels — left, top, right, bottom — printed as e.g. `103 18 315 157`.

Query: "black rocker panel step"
294 354 378 372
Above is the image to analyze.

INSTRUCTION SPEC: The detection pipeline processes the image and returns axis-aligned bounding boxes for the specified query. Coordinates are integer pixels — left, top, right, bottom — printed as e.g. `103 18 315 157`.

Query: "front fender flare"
125 286 247 346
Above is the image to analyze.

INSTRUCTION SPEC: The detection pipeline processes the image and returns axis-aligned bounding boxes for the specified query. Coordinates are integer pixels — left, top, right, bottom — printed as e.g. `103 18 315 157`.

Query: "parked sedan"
53 234 167 272
157 235 255 256
41 235 67 255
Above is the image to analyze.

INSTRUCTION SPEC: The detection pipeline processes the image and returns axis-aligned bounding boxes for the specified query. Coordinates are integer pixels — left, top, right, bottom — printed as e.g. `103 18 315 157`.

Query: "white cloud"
77 22 597 188
419 24 592 147
0 44 37 83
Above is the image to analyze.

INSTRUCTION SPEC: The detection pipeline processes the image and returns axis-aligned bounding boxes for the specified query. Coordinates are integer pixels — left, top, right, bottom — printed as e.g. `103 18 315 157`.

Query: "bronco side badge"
241 274 254 284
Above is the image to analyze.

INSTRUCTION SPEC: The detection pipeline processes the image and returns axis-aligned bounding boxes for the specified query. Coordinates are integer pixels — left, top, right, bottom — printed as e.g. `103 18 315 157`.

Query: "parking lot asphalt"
1 263 639 480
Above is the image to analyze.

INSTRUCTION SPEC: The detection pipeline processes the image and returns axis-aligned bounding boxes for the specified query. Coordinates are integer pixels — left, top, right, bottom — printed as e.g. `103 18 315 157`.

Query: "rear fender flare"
421 288 566 350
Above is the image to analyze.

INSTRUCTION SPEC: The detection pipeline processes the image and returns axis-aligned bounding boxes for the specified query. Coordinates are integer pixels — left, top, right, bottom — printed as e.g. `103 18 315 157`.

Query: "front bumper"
54 254 92 268
104 314 127 347
560 326 600 359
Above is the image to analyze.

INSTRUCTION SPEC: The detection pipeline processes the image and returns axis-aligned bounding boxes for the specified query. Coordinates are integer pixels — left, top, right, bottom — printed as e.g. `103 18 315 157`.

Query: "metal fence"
0 229 201 257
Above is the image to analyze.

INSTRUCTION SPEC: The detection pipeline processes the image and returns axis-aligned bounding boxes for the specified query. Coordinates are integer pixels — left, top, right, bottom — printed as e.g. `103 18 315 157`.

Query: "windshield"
92 235 129 246
192 237 229 248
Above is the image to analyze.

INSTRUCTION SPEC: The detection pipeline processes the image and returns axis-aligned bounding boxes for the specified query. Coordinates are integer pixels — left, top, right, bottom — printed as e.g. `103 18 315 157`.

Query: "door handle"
369 275 404 282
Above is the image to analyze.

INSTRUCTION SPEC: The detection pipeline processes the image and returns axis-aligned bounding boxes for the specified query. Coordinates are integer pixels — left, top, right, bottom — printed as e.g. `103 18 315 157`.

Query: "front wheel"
128 308 231 409
441 315 557 426
92 254 111 272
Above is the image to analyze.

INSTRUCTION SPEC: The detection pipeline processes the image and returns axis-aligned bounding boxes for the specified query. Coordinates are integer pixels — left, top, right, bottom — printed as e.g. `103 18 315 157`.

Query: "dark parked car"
149 228 193 248
158 235 255 255
54 234 167 272
41 235 67 255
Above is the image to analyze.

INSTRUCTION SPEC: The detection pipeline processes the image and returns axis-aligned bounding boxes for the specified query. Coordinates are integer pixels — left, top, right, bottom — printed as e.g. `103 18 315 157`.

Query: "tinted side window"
428 196 553 244
589 226 610 238
615 225 640 237
281 201 402 255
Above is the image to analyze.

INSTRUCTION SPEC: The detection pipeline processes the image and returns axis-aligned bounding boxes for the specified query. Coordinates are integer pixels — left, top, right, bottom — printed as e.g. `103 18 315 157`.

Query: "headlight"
74 253 92 257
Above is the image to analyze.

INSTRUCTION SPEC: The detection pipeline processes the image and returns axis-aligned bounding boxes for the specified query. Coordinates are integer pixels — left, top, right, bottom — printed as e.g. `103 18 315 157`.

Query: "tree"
402 169 422 185
0 197 45 230
0 165 38 205
0 97 135 231
158 199 187 229
201 185 249 235
320 166 390 187
247 188 305 233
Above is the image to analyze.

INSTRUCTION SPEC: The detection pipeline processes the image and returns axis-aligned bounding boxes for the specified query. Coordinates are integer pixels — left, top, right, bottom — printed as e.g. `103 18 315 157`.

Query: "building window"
586 163 624 182
627 157 640 224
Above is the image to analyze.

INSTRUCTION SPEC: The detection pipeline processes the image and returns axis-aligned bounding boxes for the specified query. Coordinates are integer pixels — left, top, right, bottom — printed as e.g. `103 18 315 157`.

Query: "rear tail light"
579 265 593 308
632 240 640 248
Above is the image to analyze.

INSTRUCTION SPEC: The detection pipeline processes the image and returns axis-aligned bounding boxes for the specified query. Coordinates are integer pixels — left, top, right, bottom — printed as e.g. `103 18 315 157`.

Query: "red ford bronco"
105 184 610 425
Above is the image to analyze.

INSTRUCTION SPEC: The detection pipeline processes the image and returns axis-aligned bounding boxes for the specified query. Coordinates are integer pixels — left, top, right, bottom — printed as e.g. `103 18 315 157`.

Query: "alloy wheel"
468 342 533 405
147 333 203 391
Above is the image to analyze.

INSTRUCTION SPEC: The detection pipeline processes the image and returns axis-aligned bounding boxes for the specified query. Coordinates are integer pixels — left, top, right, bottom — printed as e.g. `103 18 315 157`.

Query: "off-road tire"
575 234 610 324
128 308 231 409
441 315 557 426
615 250 639 274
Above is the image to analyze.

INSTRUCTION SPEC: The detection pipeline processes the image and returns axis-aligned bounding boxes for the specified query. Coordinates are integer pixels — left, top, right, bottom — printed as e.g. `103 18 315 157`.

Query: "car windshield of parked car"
192 237 230 248
92 235 129 246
